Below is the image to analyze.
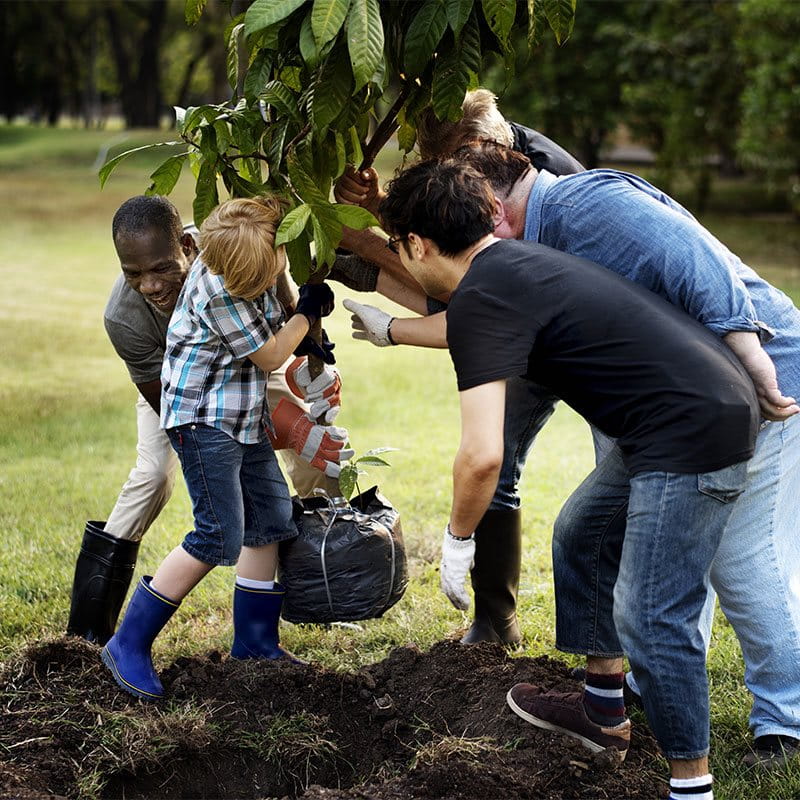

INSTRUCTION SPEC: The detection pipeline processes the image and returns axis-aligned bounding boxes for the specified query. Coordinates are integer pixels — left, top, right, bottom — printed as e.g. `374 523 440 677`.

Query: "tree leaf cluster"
101 0 575 285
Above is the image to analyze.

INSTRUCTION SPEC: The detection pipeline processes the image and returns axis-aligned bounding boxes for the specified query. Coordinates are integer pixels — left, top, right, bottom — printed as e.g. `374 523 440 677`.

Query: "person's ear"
180 232 197 260
492 197 507 230
408 232 426 260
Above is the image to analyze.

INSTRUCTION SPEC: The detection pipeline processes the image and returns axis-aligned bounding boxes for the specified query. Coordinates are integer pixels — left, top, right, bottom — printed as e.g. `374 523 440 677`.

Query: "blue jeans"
553 445 748 758
492 377 558 510
587 420 800 741
167 424 297 567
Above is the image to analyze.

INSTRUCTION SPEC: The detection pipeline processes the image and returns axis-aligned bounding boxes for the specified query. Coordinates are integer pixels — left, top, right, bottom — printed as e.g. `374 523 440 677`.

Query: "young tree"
101 0 576 284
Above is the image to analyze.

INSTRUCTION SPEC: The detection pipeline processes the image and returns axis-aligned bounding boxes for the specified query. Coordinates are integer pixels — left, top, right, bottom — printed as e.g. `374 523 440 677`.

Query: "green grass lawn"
1 125 799 798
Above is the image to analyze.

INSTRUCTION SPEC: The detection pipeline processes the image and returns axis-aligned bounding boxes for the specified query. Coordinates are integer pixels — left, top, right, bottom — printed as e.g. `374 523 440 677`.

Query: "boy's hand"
268 398 353 477
285 356 342 423
296 283 335 325
294 329 336 364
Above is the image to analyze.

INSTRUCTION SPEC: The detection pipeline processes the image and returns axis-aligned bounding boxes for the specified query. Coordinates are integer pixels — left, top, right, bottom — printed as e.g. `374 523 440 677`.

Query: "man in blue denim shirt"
455 142 800 770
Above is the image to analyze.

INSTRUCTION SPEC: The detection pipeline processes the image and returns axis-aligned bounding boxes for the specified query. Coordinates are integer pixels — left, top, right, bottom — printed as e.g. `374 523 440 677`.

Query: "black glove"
296 282 335 326
294 328 336 365
328 251 380 292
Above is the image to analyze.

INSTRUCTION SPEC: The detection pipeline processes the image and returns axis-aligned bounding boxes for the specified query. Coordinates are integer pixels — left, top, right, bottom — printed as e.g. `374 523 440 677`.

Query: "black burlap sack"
278 486 408 623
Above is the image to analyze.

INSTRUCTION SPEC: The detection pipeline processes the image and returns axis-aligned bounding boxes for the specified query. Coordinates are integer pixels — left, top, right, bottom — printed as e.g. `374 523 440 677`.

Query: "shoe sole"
101 646 162 702
506 689 628 761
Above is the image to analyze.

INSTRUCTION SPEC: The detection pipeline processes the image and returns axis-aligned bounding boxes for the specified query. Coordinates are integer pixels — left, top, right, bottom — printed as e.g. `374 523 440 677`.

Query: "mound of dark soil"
1 637 668 800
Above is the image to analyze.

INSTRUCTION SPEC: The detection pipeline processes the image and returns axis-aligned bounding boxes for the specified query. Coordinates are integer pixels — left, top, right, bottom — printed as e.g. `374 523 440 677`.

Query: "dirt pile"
0 637 668 799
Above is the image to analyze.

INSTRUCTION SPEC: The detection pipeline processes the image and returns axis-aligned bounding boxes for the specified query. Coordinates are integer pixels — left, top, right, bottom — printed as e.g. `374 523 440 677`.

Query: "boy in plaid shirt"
102 196 340 700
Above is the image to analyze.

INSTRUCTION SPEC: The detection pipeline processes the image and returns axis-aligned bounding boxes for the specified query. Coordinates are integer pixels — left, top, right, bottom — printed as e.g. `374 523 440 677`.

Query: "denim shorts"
167 423 297 567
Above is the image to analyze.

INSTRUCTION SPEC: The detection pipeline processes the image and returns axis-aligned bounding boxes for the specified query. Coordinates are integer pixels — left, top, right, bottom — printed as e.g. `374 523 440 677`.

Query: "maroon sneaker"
507 683 631 760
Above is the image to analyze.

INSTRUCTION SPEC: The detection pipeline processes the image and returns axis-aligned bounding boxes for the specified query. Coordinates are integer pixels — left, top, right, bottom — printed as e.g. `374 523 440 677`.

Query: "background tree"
485 0 628 169
736 0 800 215
617 0 744 209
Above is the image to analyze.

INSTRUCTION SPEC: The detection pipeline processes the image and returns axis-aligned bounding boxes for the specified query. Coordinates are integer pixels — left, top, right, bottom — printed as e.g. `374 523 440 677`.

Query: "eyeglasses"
386 235 407 255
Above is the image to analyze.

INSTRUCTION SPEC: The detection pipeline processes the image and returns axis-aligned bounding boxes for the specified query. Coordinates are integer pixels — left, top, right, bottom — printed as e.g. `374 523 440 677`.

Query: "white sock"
670 774 713 800
235 576 275 590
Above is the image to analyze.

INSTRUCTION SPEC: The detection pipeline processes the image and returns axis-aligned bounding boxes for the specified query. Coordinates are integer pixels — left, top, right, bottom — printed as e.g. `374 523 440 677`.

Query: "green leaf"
334 131 347 176
259 81 303 123
542 0 575 44
480 0 516 45
356 455 391 467
98 141 180 189
276 203 312 246
245 0 306 37
312 0 352 48
363 446 399 456
345 125 364 165
404 0 448 78
311 46 353 131
446 0 474 36
227 23 244 91
299 12 321 68
193 160 219 226
285 228 313 285
431 16 482 121
333 203 379 229
244 50 274 98
338 462 358 500
213 120 232 154
145 153 188 196
185 0 206 25
310 209 339 269
397 118 416 152
346 0 384 90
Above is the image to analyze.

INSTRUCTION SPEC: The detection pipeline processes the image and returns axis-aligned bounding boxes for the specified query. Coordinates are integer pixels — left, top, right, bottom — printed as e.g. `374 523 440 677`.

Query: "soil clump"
1 637 668 799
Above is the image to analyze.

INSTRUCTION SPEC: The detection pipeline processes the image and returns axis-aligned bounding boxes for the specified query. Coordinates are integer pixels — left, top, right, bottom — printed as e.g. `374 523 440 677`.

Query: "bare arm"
723 331 799 421
375 270 430 315
248 314 310 374
391 312 448 348
449 381 506 537
136 379 162 416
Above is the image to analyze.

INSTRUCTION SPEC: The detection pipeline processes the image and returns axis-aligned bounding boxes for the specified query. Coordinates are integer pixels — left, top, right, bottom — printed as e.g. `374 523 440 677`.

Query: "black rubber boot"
461 508 522 646
66 521 140 645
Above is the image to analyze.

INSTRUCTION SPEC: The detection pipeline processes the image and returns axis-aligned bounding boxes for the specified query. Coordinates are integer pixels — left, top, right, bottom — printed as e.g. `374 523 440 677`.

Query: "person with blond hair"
101 196 339 700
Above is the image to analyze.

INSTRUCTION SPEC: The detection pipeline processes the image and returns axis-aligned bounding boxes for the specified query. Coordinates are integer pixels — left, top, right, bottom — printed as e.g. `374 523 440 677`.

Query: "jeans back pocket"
697 461 748 503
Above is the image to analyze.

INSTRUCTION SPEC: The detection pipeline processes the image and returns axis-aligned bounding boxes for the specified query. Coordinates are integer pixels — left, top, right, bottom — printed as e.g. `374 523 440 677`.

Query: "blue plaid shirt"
161 257 285 443
524 168 800 398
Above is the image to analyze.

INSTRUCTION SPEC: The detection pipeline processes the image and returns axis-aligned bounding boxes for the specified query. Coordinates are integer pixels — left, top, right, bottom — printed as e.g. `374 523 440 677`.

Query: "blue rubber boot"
230 582 305 664
101 576 180 701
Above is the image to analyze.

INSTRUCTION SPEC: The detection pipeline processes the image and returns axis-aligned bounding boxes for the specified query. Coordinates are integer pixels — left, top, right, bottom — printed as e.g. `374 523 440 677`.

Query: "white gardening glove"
342 298 396 347
440 525 476 611
285 356 342 423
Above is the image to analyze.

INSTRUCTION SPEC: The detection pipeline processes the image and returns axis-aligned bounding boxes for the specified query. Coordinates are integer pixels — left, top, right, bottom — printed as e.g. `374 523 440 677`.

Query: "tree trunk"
105 0 167 128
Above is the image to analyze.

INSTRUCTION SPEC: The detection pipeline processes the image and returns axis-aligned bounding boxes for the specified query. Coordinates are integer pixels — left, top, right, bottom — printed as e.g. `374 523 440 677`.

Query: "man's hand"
285 356 342 423
327 252 380 293
342 299 395 347
440 526 475 610
723 331 799 421
334 165 383 217
269 398 354 477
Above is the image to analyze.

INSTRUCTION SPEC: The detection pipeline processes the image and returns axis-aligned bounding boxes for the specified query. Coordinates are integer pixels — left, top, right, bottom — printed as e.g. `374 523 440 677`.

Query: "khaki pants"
105 358 330 541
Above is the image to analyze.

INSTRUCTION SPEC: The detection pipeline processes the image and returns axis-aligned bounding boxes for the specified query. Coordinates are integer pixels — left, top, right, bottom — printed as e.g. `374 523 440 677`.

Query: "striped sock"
582 671 626 726
669 774 713 800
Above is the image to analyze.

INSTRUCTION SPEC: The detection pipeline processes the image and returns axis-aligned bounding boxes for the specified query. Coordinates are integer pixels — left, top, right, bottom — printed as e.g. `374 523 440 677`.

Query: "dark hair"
112 195 183 244
379 159 495 256
454 141 532 197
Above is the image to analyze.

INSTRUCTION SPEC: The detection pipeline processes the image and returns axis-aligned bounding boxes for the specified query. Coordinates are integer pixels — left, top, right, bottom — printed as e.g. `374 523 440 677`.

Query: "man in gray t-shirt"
67 196 347 645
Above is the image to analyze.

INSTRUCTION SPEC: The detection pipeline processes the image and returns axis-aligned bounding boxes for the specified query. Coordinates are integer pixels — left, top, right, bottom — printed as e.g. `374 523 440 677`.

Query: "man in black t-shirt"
335 88 585 649
377 158 758 799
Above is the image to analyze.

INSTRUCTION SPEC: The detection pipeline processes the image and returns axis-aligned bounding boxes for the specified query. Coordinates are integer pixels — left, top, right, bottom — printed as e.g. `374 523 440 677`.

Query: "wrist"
386 317 397 345
446 523 474 541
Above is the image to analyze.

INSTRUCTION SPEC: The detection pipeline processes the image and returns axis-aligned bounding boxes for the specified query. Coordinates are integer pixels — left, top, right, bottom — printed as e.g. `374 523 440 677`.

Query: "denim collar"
524 168 558 242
